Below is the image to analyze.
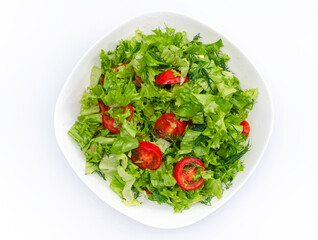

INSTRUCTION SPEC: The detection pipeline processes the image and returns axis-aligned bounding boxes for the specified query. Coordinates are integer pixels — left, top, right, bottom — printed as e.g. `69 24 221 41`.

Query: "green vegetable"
110 136 139 154
90 66 102 87
68 27 258 212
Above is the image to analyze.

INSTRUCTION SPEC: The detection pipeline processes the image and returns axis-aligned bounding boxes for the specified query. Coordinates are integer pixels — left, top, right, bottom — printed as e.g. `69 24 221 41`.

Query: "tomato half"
131 142 162 170
155 70 188 85
99 102 134 134
174 157 206 191
134 73 144 86
154 113 186 139
240 120 250 137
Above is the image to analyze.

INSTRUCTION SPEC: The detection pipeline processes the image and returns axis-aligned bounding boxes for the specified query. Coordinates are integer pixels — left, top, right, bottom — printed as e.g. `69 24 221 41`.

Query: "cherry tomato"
99 101 106 114
98 100 110 114
174 157 206 191
123 104 134 122
134 73 144 86
131 142 162 170
144 187 152 195
240 120 250 137
100 75 105 85
155 70 188 85
102 114 121 134
154 113 186 139
115 62 129 72
99 102 134 134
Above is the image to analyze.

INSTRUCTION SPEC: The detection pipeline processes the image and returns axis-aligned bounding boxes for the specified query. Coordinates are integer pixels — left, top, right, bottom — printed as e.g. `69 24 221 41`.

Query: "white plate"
54 12 274 229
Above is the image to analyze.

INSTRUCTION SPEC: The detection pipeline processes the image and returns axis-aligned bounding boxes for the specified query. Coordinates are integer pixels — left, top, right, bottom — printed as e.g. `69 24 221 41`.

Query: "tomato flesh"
100 75 105 85
99 102 134 134
144 187 152 195
134 73 144 86
98 101 106 114
154 113 186 139
131 142 162 170
155 70 188 85
123 104 134 122
102 114 121 134
240 120 250 137
174 157 206 191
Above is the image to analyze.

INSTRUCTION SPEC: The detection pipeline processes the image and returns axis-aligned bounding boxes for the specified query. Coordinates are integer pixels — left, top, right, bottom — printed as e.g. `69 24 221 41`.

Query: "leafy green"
68 26 257 212
110 136 139 154
90 66 102 87
116 154 141 206
68 114 102 149
179 130 201 154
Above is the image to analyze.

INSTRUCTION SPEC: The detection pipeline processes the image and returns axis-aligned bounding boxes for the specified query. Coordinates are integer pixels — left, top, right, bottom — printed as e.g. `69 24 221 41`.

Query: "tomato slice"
154 113 186 139
134 73 144 86
123 104 134 122
98 100 110 114
131 142 162 170
144 187 152 195
155 70 188 85
115 62 129 72
100 74 105 85
102 114 121 134
98 101 106 114
174 157 206 191
99 101 134 134
240 120 250 137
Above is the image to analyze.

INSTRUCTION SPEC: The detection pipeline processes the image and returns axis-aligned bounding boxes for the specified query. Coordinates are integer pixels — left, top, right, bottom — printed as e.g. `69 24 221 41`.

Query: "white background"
1 0 318 239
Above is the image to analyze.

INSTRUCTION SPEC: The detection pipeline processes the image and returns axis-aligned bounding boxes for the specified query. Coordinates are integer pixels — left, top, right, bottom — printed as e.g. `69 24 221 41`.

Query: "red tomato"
155 70 188 85
123 104 134 122
154 113 186 139
98 100 110 114
100 75 105 85
174 157 206 191
99 101 134 134
102 114 121 134
98 101 106 114
115 62 129 72
131 142 162 170
240 120 250 137
134 73 144 86
144 187 152 195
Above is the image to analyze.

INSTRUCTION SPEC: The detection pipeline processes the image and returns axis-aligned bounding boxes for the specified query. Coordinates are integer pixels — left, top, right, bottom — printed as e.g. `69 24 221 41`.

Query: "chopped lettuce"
68 27 258 212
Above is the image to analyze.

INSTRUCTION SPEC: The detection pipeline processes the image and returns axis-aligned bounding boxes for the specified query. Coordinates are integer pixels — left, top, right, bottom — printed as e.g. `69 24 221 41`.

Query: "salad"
68 27 258 212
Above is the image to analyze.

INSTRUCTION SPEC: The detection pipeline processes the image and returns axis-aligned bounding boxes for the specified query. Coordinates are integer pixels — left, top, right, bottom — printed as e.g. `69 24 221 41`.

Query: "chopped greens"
68 27 258 212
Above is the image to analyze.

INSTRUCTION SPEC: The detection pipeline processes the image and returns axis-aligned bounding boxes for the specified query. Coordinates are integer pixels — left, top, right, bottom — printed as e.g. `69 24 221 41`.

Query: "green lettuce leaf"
110 136 139 154
116 154 140 206
179 130 202 154
90 66 102 87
